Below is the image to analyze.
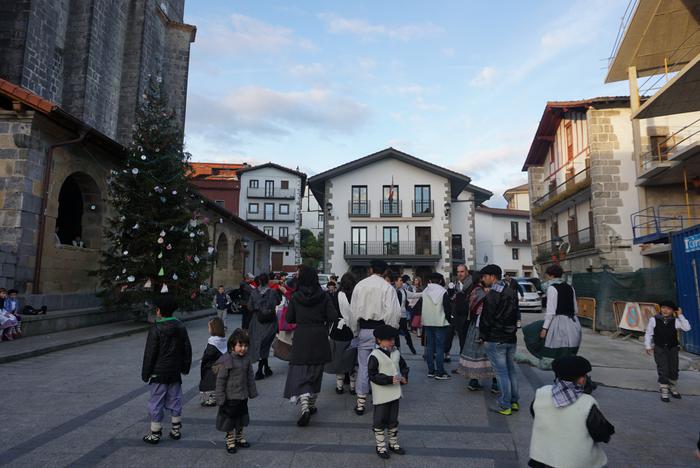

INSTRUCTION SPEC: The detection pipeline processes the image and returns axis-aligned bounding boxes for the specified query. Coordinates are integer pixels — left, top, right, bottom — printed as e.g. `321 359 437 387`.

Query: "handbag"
272 336 292 361
276 297 297 332
329 318 354 341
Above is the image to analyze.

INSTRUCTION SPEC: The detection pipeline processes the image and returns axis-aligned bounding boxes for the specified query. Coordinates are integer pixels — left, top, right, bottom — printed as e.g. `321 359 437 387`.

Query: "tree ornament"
157 237 164 244
171 190 177 195
158 267 164 276
131 168 139 175
122 268 127 274
191 291 197 299
122 250 129 256
159 230 166 237
194 255 200 263
189 232 195 238
172 273 178 280
127 275 135 282
157 251 163 259
132 223 139 229
207 246 214 255
160 197 166 203
189 219 197 227
144 278 152 288
141 155 147 160
166 244 172 250
160 284 168 293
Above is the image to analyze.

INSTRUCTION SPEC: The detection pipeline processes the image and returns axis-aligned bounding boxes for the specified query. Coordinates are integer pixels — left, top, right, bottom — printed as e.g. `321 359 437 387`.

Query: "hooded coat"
287 285 336 365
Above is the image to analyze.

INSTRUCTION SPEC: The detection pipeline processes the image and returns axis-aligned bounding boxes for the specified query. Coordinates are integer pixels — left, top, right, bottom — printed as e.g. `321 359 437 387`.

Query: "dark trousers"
444 325 455 354
444 318 470 354
654 346 680 384
396 318 415 352
373 399 400 429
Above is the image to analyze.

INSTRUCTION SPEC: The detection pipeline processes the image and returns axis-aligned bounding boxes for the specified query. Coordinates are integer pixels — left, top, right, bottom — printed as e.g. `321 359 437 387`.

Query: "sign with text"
685 233 700 253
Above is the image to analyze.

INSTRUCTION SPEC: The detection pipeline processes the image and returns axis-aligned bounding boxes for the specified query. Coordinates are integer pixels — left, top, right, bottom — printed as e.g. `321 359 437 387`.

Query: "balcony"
532 167 591 219
246 211 296 223
638 118 700 185
534 227 595 264
348 201 371 217
412 200 434 217
380 200 402 217
247 187 295 199
504 232 530 246
343 241 442 266
631 204 700 244
278 237 295 246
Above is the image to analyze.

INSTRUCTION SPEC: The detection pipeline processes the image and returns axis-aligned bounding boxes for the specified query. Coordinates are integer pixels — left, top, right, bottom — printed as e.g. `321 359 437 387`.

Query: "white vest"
369 348 402 405
421 295 449 327
529 385 608 468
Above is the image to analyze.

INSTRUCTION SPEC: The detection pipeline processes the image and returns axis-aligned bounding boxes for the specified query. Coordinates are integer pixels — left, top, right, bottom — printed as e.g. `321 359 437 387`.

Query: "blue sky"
183 0 630 207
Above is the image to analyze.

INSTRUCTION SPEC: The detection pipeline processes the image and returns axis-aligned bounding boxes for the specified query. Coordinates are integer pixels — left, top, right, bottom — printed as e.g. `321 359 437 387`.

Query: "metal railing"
534 227 595 263
344 241 441 257
631 204 700 243
504 232 530 245
412 199 434 216
348 200 370 217
247 187 295 199
380 200 402 216
246 211 296 222
533 167 590 208
639 117 700 173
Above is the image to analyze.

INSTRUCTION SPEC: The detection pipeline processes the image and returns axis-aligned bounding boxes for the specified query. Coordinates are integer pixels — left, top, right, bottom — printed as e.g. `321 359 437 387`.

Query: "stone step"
20 307 126 337
0 308 215 364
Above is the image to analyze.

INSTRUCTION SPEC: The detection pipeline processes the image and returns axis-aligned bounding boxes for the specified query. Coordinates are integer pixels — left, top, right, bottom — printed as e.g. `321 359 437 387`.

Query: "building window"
565 122 574 162
264 180 274 197
279 204 289 214
650 135 670 160
383 227 399 255
279 226 289 242
318 212 324 225
216 234 228 267
263 226 274 237
351 185 368 215
248 203 259 214
526 222 531 241
382 185 400 215
249 179 259 188
510 221 519 241
512 248 519 260
351 227 367 255
214 200 225 207
264 203 274 220
414 185 431 214
281 180 289 189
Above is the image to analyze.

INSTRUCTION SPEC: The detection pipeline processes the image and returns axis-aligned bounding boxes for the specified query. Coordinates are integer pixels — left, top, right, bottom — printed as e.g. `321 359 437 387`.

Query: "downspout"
33 130 88 293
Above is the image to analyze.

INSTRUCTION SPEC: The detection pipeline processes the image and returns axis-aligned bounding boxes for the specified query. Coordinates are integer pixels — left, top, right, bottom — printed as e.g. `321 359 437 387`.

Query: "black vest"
653 314 679 348
553 283 575 317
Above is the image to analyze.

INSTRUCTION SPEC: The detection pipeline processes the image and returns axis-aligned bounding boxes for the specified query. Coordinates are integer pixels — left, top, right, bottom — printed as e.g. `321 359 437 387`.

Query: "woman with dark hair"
325 272 358 394
248 273 282 380
524 264 582 360
283 265 336 426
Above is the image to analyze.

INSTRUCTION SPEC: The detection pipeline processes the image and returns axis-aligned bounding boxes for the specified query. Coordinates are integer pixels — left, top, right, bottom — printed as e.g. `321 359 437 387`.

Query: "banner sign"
618 302 657 332
684 233 700 253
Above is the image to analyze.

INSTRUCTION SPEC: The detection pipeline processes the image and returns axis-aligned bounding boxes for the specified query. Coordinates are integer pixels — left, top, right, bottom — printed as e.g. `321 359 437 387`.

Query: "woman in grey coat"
247 273 282 380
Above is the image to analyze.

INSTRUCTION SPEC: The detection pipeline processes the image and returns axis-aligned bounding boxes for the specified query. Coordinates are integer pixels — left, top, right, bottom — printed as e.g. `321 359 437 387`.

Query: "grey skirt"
545 315 582 349
283 364 325 399
324 339 357 375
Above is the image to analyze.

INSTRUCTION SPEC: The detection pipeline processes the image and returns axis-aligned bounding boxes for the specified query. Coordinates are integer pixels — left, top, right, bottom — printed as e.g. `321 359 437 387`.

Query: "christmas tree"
98 76 211 310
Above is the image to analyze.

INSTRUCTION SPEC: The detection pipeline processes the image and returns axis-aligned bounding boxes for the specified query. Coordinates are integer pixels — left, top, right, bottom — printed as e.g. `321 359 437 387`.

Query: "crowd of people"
139 259 696 465
0 288 21 341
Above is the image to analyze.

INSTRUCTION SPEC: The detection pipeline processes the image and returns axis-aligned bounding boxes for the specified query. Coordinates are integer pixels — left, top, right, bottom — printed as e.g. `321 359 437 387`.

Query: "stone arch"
216 233 229 268
55 172 102 248
233 239 243 270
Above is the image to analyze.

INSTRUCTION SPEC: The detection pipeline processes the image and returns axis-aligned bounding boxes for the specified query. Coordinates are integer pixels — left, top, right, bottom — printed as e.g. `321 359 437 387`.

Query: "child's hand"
400 377 407 385
392 375 401 385
645 348 653 356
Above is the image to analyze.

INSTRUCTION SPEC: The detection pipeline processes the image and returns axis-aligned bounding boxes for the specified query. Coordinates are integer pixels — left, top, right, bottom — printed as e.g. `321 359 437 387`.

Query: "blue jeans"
484 342 519 409
424 326 448 375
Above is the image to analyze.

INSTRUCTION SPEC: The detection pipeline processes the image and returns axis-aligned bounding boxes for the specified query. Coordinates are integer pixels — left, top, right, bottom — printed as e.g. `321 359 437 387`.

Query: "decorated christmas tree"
98 77 211 310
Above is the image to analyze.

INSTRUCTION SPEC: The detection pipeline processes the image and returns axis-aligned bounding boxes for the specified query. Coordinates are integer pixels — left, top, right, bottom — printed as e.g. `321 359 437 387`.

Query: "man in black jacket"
142 294 192 444
479 264 519 416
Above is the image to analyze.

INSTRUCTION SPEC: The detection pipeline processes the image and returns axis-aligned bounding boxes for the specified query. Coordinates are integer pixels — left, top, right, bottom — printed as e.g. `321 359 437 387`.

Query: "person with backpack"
247 273 282 380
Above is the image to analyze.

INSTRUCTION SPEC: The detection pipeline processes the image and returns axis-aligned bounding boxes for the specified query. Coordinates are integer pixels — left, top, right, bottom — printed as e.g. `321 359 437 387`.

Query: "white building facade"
308 148 491 279
475 206 533 277
237 163 306 273
301 184 324 238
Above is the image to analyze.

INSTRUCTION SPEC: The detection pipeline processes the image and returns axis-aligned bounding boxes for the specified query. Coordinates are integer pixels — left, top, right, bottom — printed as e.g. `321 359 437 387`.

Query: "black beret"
552 355 592 381
401 274 411 283
370 259 389 272
658 300 677 310
373 325 399 340
480 264 502 278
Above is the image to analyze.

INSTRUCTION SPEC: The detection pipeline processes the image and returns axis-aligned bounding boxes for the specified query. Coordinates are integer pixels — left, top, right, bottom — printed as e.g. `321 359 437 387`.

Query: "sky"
182 0 631 207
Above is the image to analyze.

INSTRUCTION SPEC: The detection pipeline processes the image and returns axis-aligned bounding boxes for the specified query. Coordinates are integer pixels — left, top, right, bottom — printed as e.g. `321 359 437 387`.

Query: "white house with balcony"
474 186 534 277
307 148 491 279
237 163 306 273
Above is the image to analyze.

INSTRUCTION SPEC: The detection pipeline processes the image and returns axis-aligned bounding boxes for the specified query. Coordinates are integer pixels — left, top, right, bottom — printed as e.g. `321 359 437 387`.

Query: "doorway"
415 227 431 255
271 252 284 272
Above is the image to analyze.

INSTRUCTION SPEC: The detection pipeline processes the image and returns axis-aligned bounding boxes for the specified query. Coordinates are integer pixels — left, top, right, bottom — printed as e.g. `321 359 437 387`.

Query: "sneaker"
143 430 162 445
434 373 451 380
444 355 452 363
491 385 500 394
427 372 435 378
511 402 520 411
467 382 482 392
297 411 311 427
489 406 512 416
670 390 682 399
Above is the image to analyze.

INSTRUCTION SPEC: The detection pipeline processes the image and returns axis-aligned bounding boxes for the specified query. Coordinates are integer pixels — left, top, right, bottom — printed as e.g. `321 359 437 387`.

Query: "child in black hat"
368 324 409 459
644 300 691 402
528 355 614 468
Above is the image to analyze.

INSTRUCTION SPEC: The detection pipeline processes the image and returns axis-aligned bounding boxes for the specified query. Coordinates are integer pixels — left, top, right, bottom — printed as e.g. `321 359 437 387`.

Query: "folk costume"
214 351 258 453
542 279 582 357
457 284 496 388
199 335 227 406
644 306 691 401
324 290 358 394
528 356 614 468
247 285 282 378
368 325 409 459
348 260 401 415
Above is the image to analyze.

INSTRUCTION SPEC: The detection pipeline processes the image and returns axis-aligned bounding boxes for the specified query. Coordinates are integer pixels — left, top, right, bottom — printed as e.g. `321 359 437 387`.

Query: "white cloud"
441 47 456 58
469 66 498 87
288 63 326 77
194 14 314 57
318 13 443 41
186 86 371 140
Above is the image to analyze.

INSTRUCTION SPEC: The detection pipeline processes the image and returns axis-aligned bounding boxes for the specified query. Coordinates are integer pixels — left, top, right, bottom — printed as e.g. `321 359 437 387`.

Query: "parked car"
518 281 542 312
516 277 542 292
